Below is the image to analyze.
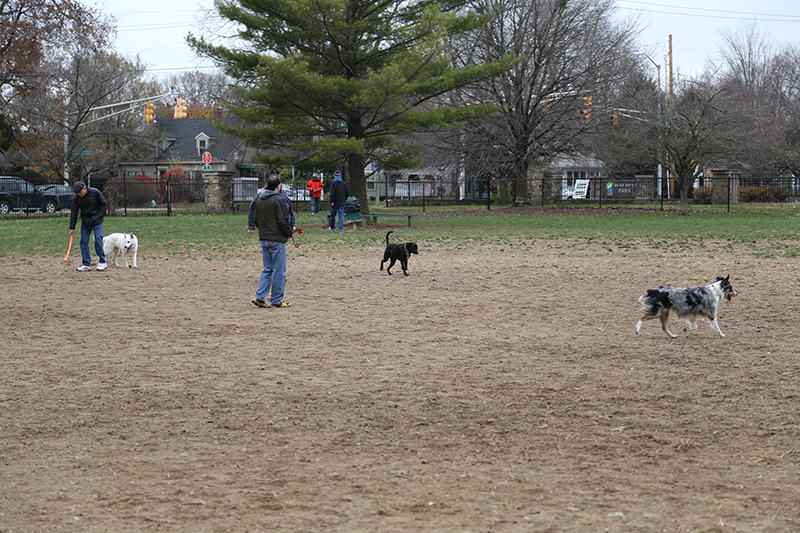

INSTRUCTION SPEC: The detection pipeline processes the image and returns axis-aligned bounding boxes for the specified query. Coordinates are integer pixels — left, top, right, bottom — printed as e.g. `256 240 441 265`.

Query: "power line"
619 0 800 23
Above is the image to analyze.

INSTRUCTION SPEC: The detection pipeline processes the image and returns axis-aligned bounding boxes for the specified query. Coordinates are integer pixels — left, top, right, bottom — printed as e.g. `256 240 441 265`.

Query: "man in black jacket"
69 181 108 272
328 170 349 233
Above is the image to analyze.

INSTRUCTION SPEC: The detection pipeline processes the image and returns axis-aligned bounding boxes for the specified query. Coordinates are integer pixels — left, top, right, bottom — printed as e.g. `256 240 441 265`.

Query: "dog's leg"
132 248 137 268
659 312 677 338
386 258 396 275
401 258 408 276
709 316 725 337
122 249 129 268
635 318 644 334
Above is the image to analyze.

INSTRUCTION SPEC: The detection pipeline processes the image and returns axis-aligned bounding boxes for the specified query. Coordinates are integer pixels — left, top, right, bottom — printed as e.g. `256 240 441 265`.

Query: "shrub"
739 185 792 203
695 186 712 199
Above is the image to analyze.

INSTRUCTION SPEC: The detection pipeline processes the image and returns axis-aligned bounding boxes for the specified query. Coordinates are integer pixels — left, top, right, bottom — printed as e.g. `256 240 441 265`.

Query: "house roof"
156 118 244 163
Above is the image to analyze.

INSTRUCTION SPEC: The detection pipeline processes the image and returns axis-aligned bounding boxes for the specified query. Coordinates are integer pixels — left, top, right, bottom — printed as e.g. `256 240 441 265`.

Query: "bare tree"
448 0 640 203
162 70 234 117
598 77 755 213
6 6 160 183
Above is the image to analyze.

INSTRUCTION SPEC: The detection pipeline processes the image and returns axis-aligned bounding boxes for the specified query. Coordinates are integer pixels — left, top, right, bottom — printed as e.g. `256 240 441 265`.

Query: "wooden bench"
360 213 415 227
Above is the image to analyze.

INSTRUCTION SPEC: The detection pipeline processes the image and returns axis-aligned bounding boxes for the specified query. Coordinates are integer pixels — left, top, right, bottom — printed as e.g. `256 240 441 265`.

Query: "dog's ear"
130 233 134 238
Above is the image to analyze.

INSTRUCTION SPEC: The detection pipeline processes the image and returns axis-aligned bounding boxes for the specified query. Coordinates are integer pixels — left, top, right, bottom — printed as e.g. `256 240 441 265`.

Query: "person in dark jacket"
69 181 108 272
247 175 295 308
328 170 349 233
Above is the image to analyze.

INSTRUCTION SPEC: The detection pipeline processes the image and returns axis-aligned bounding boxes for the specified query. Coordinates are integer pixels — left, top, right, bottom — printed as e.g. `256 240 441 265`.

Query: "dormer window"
195 132 211 157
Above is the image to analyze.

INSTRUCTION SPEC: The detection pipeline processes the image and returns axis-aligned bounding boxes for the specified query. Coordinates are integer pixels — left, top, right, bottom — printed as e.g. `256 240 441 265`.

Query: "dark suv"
0 176 67 214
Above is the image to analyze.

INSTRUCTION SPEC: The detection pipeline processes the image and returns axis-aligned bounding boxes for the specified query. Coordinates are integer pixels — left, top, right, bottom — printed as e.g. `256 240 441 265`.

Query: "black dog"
380 231 418 276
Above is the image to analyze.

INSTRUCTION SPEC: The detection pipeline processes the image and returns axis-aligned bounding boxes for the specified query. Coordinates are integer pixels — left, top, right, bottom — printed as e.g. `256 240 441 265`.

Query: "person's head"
73 181 87 196
266 174 281 191
334 170 342 178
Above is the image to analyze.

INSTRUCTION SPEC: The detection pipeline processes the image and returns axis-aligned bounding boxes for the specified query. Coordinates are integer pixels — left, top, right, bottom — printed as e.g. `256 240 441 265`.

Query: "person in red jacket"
306 174 324 214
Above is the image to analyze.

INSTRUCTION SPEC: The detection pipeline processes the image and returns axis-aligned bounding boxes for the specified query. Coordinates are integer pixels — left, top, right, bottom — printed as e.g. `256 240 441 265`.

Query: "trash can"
343 196 361 224
328 196 362 228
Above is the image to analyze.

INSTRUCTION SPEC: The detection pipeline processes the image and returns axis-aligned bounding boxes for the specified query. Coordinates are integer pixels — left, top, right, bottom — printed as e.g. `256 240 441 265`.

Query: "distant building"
117 118 268 183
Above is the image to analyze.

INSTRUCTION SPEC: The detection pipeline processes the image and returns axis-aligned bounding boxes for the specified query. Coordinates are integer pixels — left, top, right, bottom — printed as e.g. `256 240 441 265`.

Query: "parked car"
38 184 75 210
0 176 66 214
281 183 310 201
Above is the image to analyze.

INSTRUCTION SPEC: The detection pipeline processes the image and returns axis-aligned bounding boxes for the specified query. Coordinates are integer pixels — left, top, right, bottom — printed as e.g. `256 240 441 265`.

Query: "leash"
291 227 304 248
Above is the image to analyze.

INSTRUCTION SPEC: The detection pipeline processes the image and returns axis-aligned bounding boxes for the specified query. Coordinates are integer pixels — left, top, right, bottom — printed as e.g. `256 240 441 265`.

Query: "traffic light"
542 95 552 114
612 109 618 126
144 103 155 122
581 96 592 123
173 98 187 119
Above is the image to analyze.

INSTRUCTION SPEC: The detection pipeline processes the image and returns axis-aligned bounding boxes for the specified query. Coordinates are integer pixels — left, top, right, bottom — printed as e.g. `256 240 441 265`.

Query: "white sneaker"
97 262 108 271
76 265 92 272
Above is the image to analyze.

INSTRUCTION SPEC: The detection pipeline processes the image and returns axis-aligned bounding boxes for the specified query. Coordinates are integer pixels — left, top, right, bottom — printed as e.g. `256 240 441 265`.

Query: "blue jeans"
255 241 287 305
310 196 321 214
80 221 105 267
330 206 344 231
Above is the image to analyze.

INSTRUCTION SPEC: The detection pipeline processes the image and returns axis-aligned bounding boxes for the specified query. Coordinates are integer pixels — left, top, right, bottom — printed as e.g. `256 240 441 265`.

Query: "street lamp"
637 51 662 94
637 51 666 198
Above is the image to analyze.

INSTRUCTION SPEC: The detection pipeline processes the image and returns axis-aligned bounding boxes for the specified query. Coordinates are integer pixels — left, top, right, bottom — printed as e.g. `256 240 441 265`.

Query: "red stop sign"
202 151 211 164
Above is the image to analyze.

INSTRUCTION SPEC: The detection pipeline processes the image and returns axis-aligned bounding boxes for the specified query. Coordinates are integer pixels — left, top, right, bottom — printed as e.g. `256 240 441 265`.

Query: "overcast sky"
95 0 800 82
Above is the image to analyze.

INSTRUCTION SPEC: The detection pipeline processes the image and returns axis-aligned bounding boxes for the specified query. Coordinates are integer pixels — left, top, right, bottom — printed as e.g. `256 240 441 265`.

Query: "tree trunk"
347 152 369 216
677 176 691 214
514 158 529 205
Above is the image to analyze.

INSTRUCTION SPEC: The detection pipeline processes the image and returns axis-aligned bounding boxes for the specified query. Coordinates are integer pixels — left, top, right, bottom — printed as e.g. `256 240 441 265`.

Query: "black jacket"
329 178 349 207
70 187 107 229
252 191 293 242
247 188 295 232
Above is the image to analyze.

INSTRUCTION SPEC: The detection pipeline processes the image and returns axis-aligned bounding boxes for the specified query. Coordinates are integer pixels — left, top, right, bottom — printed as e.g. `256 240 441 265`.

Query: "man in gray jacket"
247 175 295 308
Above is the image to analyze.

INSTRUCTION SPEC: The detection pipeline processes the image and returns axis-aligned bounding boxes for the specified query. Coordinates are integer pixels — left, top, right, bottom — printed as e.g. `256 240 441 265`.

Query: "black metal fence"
3 175 800 219
364 176 800 211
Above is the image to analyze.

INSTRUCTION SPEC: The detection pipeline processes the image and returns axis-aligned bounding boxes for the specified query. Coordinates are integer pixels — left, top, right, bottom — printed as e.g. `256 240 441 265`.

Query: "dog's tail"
385 231 394 246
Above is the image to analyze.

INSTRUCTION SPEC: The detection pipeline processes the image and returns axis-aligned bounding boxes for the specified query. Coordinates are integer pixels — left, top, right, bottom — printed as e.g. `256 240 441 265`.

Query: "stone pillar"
205 171 234 215
710 175 738 205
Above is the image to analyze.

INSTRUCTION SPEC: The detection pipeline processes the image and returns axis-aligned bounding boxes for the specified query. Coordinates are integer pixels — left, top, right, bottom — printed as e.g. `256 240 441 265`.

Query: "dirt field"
1 229 799 532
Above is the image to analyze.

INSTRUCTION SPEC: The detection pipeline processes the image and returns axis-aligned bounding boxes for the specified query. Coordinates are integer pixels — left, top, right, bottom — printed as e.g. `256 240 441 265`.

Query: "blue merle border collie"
635 276 737 338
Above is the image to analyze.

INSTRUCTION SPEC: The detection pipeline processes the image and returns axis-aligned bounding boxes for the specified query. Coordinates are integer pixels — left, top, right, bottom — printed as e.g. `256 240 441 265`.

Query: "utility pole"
668 35 674 104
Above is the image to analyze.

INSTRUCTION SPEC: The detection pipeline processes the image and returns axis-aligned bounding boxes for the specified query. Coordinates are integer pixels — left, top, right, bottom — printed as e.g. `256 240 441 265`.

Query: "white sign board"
573 179 590 199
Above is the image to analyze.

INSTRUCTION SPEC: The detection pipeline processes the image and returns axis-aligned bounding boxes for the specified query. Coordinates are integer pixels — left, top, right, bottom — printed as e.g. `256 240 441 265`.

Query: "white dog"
103 232 138 268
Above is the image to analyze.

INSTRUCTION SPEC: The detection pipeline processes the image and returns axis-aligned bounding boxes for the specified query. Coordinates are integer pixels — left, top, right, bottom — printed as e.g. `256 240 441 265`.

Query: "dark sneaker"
271 301 292 308
252 298 269 308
